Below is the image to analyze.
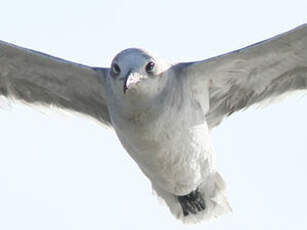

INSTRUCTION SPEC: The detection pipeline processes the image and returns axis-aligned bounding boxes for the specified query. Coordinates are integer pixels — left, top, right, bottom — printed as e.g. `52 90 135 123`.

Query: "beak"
123 71 129 94
123 71 141 94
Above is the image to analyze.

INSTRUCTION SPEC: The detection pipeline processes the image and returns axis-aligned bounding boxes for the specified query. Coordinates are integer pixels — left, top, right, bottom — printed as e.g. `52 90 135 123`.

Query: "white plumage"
0 24 307 223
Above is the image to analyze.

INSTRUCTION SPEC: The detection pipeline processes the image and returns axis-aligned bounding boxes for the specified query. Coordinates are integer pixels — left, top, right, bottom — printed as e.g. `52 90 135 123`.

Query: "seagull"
0 24 307 223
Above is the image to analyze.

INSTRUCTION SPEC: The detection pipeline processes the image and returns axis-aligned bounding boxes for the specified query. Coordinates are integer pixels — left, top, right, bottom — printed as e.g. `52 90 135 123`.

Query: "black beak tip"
123 85 128 94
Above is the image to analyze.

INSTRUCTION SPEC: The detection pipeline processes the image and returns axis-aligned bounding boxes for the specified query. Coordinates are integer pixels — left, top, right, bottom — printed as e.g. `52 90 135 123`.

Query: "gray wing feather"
0 40 111 126
179 24 307 128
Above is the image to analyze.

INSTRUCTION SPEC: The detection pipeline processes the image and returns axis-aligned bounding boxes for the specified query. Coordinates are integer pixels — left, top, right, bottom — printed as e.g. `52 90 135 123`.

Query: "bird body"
111 66 209 188
106 49 230 221
105 56 229 221
1 24 307 223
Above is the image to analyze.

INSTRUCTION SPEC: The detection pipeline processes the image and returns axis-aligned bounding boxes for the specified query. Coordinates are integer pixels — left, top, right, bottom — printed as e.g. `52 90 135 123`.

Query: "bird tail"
154 171 232 224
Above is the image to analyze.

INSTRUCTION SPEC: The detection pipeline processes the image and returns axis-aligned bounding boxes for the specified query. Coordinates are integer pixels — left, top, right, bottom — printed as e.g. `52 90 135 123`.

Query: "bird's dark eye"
145 61 155 73
111 63 121 76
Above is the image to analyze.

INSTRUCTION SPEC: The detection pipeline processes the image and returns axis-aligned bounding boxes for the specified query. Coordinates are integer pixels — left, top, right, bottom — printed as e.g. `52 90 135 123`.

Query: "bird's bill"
123 72 142 94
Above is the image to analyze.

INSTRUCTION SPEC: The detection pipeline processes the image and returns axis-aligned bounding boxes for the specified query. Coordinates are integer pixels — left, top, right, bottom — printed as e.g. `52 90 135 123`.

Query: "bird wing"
0 41 111 126
175 24 307 128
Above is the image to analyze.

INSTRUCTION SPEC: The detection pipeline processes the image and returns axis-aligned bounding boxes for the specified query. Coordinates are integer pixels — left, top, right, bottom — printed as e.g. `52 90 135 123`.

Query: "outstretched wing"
0 41 111 126
177 24 307 128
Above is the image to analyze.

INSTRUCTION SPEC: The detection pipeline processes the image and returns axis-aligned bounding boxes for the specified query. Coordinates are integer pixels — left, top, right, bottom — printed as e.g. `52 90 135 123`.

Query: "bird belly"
115 121 215 196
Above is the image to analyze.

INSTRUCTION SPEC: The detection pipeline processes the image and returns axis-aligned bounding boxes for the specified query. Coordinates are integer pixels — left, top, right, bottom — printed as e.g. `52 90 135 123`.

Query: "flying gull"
0 24 307 223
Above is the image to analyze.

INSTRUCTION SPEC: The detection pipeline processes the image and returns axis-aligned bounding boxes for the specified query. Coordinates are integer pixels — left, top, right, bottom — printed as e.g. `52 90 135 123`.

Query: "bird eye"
145 61 155 73
111 63 121 76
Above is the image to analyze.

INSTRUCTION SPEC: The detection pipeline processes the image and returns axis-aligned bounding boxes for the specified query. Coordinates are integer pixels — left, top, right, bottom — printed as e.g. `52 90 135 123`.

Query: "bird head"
107 48 170 102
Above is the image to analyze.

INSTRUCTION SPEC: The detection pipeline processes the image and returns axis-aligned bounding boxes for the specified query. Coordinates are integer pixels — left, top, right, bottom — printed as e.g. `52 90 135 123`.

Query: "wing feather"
178 24 307 128
0 40 111 126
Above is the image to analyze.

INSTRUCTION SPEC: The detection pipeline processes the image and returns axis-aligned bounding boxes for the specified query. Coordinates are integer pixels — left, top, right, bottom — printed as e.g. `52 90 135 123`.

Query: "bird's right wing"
0 40 111 126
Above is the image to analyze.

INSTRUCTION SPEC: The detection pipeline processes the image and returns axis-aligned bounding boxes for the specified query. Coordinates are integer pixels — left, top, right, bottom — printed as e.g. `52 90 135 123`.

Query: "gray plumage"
0 24 307 223
0 41 111 125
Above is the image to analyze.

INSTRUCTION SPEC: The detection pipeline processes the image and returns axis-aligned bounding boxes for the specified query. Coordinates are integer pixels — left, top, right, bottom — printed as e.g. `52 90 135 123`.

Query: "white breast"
112 94 216 196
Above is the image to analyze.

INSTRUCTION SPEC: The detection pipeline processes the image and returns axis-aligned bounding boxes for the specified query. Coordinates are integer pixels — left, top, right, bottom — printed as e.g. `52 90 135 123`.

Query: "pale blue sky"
0 1 307 229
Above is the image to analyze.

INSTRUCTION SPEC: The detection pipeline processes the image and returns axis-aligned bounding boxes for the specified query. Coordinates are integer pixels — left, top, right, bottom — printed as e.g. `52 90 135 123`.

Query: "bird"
0 24 307 223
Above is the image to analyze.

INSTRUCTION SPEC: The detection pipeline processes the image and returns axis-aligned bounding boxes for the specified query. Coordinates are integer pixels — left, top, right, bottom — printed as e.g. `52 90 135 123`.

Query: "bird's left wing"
175 24 307 128
0 41 111 126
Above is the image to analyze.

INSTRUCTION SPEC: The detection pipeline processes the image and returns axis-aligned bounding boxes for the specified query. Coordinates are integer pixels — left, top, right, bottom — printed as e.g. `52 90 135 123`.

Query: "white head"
107 48 170 104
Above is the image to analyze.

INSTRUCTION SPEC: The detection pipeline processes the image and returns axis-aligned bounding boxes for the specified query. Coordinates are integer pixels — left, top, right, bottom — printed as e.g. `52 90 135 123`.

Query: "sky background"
0 1 307 229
